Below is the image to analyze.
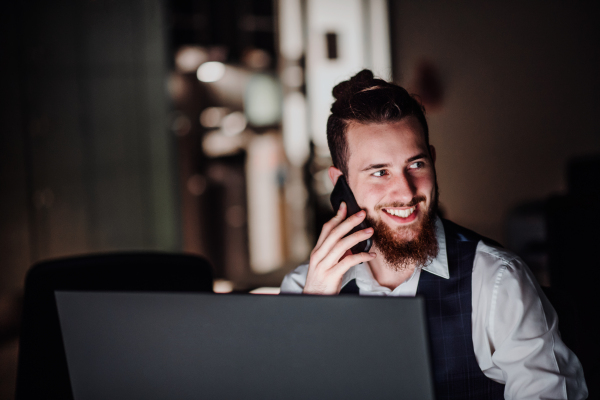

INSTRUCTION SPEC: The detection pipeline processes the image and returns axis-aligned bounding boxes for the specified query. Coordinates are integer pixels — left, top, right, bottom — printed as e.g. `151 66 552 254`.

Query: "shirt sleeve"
280 263 309 294
471 243 588 399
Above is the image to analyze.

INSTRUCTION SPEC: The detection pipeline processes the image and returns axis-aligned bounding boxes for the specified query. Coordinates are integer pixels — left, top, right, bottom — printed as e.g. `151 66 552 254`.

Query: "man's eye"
373 170 387 177
409 161 424 169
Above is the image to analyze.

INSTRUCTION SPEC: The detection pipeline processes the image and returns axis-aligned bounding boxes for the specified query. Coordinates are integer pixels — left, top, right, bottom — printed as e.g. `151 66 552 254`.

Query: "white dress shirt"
280 217 588 399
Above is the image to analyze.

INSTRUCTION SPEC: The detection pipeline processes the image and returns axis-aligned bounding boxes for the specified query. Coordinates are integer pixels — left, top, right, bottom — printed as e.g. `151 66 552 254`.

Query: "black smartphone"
330 176 373 254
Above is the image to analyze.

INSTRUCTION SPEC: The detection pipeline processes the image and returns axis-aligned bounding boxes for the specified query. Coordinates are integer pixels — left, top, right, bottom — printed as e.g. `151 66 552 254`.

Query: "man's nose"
389 172 417 204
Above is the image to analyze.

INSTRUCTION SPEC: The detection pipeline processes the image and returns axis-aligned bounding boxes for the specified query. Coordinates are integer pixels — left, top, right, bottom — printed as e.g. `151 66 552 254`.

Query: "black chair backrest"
16 252 214 400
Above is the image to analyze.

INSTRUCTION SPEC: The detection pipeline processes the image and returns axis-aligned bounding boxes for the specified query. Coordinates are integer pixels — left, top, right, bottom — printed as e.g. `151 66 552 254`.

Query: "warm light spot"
197 62 226 82
186 174 206 196
221 112 247 136
175 46 207 73
202 129 246 158
242 48 271 69
213 280 233 293
200 107 229 128
249 287 280 295
171 112 191 136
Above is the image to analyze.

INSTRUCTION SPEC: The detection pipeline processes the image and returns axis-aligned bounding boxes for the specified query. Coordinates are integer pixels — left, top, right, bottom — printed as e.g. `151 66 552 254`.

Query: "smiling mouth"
383 206 417 218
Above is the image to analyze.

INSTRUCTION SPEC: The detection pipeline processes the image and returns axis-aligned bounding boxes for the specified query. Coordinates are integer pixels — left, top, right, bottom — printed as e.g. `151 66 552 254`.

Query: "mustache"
375 195 426 210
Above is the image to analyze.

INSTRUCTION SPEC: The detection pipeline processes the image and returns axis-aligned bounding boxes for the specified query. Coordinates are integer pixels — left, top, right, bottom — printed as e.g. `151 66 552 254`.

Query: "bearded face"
366 184 439 271
338 117 440 272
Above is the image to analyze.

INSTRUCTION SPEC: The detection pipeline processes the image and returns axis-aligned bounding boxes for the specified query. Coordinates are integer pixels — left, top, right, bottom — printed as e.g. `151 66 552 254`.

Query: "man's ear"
328 166 343 186
429 145 437 164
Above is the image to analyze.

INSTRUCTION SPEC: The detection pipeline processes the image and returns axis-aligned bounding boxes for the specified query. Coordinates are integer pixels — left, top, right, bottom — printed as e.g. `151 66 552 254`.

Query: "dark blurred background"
1 0 600 398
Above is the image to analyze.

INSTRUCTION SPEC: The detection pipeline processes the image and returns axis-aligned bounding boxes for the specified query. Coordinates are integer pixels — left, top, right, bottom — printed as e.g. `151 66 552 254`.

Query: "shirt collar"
341 215 450 286
422 216 449 279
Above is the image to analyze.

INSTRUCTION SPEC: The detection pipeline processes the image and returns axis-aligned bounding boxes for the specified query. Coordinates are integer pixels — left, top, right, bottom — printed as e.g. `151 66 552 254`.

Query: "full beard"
365 193 439 272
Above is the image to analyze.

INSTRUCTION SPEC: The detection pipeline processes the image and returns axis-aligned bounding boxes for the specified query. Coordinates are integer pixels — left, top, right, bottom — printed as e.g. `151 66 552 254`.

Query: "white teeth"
385 206 416 218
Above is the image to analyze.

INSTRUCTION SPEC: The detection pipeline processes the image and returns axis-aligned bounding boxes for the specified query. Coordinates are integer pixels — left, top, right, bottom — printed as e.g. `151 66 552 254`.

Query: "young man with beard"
280 70 587 399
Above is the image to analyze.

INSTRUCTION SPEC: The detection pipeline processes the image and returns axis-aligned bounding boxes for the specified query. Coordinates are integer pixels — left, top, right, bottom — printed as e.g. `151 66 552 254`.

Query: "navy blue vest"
341 219 505 399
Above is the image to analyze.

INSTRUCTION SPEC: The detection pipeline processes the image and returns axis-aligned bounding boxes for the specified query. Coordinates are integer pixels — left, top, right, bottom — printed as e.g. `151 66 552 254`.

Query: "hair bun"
350 69 374 84
332 69 376 101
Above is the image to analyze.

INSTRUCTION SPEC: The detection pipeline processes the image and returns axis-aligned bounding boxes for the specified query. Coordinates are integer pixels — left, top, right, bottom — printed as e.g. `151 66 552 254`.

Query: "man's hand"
303 202 376 295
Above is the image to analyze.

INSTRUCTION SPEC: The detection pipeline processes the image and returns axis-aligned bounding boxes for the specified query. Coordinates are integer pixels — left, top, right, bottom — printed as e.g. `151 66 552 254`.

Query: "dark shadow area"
546 155 600 397
506 155 600 398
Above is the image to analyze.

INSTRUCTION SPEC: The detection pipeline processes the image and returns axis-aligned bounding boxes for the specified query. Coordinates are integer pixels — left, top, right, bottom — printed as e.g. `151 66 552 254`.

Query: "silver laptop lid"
56 291 434 400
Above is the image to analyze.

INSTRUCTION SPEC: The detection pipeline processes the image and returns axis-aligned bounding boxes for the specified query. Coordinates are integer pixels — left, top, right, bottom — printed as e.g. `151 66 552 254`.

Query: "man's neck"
367 253 417 290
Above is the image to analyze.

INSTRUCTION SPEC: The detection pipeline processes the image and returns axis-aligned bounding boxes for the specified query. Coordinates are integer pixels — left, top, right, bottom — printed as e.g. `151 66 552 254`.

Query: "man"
280 70 587 399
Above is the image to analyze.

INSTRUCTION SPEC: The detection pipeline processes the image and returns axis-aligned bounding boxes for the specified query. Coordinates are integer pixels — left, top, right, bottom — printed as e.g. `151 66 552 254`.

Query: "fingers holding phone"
303 202 376 295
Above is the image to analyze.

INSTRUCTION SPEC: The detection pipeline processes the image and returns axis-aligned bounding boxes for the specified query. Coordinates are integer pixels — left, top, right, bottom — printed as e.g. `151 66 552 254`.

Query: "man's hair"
326 69 429 176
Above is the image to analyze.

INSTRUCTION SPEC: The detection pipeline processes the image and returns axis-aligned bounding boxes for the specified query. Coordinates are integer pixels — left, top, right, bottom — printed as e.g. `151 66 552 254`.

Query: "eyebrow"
360 153 429 172
406 153 428 163
361 163 391 172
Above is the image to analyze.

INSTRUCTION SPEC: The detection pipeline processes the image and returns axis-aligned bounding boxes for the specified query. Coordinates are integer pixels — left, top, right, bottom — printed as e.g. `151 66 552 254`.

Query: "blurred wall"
391 1 600 242
0 0 180 293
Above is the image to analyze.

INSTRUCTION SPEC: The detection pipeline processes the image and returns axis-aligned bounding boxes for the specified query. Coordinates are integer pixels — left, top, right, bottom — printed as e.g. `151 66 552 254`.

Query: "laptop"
55 291 435 400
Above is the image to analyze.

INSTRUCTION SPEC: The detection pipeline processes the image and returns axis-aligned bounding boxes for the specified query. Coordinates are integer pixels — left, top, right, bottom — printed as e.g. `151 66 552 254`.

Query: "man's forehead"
347 117 425 141
345 118 428 165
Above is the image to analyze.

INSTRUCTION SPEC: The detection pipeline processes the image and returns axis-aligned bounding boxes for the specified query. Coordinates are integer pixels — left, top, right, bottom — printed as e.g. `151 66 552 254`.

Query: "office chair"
15 252 214 400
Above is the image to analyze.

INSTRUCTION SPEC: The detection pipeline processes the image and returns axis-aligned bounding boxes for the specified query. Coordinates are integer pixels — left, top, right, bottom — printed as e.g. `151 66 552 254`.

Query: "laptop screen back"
55 291 434 400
